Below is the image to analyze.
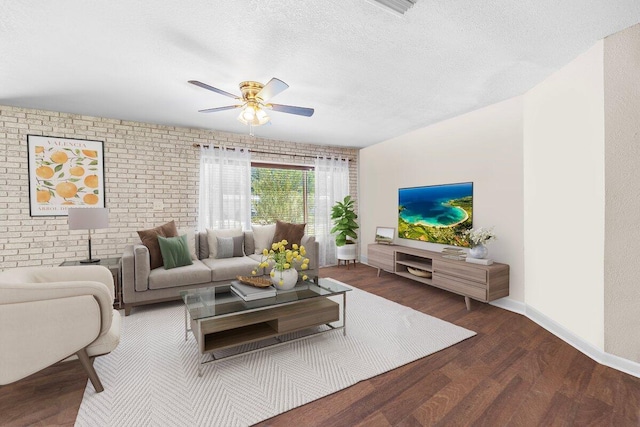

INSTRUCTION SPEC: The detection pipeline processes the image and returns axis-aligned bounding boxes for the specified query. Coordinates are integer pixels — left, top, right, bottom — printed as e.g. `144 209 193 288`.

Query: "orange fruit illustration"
55 182 78 199
69 166 85 176
35 166 54 179
35 146 44 154
62 201 75 205
83 194 99 205
36 190 51 203
82 150 98 158
84 175 99 188
50 151 68 164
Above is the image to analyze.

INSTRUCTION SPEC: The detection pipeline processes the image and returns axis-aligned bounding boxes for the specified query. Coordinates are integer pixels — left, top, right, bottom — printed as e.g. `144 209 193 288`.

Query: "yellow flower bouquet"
252 240 310 289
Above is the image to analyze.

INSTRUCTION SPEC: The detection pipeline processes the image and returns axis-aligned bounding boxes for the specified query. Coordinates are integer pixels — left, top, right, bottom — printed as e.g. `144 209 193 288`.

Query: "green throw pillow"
158 234 193 270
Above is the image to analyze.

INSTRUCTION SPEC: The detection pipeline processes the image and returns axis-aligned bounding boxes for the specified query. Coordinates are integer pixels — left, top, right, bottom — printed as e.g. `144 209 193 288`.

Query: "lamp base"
80 258 100 264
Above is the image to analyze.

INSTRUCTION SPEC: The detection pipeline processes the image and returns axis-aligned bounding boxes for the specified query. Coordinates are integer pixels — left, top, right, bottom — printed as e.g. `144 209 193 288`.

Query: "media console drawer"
367 243 396 275
433 260 487 283
432 272 486 300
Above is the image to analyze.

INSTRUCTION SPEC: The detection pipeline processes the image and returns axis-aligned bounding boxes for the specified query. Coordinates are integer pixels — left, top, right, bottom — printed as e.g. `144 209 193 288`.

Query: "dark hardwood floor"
2 264 639 426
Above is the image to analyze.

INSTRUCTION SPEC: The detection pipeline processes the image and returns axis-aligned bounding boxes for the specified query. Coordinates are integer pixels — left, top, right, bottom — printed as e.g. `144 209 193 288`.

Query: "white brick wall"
0 105 359 269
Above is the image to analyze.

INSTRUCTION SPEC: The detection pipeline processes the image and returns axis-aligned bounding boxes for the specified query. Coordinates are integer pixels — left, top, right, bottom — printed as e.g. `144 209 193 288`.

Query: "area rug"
75 279 475 427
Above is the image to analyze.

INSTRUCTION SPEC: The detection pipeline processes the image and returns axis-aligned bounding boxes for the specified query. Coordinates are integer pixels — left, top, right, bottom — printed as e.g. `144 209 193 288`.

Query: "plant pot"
270 268 298 290
336 242 357 261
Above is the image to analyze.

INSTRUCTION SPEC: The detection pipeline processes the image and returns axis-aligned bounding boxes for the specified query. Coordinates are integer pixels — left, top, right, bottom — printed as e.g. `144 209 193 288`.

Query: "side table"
59 257 122 309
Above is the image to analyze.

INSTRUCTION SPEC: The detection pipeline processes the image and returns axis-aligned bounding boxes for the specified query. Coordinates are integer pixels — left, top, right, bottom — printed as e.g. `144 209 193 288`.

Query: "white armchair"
0 265 121 393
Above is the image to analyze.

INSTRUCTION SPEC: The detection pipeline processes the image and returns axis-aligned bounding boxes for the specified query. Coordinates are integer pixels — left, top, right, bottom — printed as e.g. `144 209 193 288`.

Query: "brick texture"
0 105 358 269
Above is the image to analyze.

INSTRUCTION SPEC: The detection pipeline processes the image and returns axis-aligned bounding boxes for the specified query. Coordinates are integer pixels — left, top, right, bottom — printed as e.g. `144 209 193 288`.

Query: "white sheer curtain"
314 156 350 266
198 146 252 230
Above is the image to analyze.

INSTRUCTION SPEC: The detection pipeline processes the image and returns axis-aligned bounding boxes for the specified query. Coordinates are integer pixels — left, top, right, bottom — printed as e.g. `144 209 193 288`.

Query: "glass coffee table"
180 277 351 376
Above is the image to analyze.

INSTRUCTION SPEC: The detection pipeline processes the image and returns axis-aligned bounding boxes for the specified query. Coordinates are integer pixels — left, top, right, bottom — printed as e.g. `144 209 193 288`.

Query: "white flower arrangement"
463 227 496 247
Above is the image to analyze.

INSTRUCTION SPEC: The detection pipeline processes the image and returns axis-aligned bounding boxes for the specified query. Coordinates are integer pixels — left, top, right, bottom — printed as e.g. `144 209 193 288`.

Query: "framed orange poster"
27 135 105 216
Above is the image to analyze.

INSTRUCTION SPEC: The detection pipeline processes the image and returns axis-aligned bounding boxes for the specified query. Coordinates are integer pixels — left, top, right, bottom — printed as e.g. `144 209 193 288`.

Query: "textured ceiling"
2 1 640 148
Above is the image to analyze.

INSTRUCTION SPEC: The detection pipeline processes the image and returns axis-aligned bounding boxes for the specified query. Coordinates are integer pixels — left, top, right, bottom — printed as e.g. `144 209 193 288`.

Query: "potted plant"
330 195 359 261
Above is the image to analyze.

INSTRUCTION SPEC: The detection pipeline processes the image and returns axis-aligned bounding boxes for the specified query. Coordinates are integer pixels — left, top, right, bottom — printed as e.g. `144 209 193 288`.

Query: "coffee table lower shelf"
185 296 345 376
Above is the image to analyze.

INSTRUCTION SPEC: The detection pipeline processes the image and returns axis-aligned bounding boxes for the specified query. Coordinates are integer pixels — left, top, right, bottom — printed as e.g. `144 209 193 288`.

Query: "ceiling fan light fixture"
255 108 269 124
237 103 270 126
189 77 311 131
241 104 256 121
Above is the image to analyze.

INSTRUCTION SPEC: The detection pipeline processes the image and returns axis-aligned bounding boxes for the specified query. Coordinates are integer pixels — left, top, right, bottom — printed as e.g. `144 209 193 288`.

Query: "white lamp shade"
68 207 109 230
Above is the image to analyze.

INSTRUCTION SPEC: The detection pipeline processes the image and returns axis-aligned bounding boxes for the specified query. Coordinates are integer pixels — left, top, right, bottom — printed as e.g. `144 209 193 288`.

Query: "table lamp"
68 207 109 263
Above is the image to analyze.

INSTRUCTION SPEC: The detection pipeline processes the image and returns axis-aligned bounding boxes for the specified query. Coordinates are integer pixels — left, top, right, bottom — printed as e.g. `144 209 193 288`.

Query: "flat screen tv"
398 182 473 247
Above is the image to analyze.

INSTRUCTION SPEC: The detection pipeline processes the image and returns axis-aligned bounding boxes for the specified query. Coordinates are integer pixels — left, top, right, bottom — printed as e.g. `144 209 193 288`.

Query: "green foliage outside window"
251 167 315 232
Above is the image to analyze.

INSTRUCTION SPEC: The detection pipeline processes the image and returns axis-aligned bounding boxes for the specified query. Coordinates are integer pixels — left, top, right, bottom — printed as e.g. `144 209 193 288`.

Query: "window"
251 163 315 234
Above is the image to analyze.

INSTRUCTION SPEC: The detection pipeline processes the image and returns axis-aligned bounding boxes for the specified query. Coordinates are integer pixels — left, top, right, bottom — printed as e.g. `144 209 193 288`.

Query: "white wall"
523 42 605 350
604 24 640 363
359 96 525 302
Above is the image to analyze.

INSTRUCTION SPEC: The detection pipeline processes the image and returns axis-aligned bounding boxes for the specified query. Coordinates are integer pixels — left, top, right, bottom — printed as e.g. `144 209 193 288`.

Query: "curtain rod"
192 143 351 161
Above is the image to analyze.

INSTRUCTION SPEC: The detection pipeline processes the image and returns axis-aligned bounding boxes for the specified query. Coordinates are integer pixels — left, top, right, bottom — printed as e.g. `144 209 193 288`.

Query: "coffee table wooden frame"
183 284 348 376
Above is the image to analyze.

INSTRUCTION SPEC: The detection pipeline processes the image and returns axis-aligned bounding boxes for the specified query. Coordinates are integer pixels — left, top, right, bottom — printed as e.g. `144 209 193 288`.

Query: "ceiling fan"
188 78 314 127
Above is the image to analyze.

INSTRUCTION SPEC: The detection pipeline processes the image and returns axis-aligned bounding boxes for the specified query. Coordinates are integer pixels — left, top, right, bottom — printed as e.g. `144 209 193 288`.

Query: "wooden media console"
367 243 509 310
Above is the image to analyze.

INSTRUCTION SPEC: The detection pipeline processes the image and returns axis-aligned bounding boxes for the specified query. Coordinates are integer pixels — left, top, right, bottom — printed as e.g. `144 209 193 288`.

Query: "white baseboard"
491 298 640 379
489 297 526 315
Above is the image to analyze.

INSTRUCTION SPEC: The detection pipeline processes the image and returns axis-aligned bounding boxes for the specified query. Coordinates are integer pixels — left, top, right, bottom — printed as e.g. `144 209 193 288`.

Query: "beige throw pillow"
206 227 243 259
177 227 197 260
251 223 276 254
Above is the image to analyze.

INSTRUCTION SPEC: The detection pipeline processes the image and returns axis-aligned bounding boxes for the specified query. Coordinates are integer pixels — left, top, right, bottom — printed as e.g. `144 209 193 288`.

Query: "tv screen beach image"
398 182 473 246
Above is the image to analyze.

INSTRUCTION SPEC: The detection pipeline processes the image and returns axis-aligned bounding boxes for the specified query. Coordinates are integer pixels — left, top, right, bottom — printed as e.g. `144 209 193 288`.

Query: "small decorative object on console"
466 257 494 265
463 227 496 259
441 247 466 261
407 267 432 278
375 226 395 244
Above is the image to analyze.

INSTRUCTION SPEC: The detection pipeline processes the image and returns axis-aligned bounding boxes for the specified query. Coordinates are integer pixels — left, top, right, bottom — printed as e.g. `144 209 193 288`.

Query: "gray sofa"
121 231 319 315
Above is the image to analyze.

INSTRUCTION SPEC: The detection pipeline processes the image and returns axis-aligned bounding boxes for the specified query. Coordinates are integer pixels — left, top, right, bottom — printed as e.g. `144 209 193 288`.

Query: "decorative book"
442 254 466 261
230 281 277 301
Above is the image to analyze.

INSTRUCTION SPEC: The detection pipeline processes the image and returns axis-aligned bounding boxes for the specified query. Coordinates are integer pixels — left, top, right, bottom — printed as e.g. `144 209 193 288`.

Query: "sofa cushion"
177 227 197 260
251 223 276 254
243 231 255 255
201 256 260 282
148 260 211 290
158 235 193 269
216 235 244 259
198 232 209 259
272 220 306 249
206 227 242 259
137 221 179 270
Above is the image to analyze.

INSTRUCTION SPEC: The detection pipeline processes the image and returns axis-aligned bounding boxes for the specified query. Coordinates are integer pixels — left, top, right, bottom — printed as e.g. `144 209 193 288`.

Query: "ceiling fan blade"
188 80 240 100
256 78 289 102
198 105 241 113
268 103 315 117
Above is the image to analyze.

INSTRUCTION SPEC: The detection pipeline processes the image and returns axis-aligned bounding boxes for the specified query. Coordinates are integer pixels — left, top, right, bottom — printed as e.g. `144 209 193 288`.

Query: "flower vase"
270 268 298 290
469 243 488 259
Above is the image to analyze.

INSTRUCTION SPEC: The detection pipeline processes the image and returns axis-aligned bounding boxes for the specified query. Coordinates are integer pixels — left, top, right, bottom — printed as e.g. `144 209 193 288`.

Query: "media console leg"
377 268 381 277
464 296 471 311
